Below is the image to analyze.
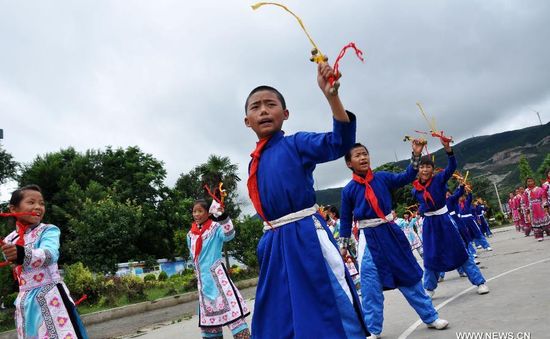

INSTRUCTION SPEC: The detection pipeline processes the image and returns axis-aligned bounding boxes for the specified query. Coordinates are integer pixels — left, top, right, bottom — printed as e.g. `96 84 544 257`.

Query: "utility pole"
492 181 505 215
530 108 543 126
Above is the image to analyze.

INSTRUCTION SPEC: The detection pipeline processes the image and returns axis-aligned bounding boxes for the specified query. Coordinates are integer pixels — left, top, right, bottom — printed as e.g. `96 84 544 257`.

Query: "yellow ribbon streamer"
251 2 326 63
416 102 437 132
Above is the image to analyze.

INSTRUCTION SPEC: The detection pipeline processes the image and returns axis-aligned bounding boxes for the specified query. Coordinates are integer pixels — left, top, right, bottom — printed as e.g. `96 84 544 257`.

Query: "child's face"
418 164 434 182
9 190 45 225
346 146 370 174
192 204 209 225
245 90 289 139
526 178 535 188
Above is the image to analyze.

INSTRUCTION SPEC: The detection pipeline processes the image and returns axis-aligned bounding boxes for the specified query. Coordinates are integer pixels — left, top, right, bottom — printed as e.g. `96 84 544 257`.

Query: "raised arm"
388 139 423 189
440 137 457 182
318 63 348 123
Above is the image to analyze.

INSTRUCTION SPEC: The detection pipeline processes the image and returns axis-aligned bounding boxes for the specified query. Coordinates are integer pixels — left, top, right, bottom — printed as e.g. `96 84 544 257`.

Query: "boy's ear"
244 116 251 128
283 109 290 120
346 160 353 170
8 204 15 213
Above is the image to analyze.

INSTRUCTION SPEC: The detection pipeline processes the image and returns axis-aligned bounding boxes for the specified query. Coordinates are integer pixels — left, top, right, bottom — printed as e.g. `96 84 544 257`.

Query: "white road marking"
397 257 550 339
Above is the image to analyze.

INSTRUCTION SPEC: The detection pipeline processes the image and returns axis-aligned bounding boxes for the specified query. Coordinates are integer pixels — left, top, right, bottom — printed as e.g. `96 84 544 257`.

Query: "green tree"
372 162 416 215
65 196 143 273
174 155 242 217
18 146 170 266
536 153 550 181
226 216 263 269
0 144 18 185
518 155 534 185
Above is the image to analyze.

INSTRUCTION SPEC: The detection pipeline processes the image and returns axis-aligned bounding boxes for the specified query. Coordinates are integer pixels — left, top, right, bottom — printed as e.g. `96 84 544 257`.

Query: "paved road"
97 225 549 338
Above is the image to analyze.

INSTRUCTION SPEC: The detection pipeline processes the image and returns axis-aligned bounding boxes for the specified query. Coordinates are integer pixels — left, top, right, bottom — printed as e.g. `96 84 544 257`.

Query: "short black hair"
326 205 339 219
345 143 369 163
192 199 209 212
419 155 434 167
245 85 286 114
9 184 42 207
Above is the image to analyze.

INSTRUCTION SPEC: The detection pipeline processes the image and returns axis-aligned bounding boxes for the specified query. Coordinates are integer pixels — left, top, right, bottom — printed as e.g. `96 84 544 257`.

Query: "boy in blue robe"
244 63 368 338
411 139 489 297
459 192 492 251
446 185 477 258
475 200 493 237
339 141 449 338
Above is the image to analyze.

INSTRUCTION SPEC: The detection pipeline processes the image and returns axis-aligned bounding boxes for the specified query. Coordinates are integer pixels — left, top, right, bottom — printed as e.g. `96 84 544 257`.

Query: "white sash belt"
263 204 319 231
424 206 448 216
357 213 394 228
449 211 456 216
460 213 473 218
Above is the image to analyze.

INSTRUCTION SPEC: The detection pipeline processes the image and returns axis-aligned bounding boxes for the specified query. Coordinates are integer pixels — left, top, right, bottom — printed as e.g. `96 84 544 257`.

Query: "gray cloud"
1 0 549 212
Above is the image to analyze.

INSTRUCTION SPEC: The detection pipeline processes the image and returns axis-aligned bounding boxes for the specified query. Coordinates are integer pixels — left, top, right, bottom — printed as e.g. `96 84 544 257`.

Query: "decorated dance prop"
204 182 228 218
251 2 364 95
203 182 228 208
403 135 431 156
415 102 453 144
452 171 472 191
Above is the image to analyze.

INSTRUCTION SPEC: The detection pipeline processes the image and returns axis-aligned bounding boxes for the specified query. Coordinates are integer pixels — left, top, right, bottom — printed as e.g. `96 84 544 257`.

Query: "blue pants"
438 265 465 279
361 243 438 335
424 254 485 291
474 235 491 249
468 242 477 255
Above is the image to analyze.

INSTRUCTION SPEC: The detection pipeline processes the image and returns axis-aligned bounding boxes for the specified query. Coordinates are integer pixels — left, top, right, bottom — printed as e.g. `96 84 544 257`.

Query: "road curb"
82 277 258 326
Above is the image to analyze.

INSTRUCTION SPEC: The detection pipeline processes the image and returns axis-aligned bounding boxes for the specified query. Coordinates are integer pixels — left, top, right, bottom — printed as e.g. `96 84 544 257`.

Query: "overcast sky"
1 0 549 211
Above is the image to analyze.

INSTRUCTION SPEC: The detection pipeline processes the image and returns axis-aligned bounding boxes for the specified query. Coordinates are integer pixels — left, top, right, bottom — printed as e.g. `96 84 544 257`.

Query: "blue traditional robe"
412 154 469 272
251 113 367 339
340 164 423 289
475 204 492 235
459 193 484 239
446 185 473 244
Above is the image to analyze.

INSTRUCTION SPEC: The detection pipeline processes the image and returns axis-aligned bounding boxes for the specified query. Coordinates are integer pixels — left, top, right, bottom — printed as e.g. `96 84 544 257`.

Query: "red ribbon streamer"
203 184 223 207
74 294 88 306
331 42 365 86
0 212 38 217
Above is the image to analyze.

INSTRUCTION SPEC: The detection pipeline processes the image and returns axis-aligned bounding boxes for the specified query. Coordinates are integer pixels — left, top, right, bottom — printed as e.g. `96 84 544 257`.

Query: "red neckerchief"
247 136 272 227
190 219 213 262
13 221 32 282
413 177 435 207
352 169 386 220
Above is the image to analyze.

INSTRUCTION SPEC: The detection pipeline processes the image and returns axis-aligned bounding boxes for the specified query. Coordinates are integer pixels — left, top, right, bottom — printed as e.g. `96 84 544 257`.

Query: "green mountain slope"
316 122 550 211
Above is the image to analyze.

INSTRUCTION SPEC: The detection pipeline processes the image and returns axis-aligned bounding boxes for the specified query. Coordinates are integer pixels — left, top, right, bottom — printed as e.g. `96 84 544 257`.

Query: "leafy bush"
121 275 145 302
3 293 18 308
144 273 156 283
494 211 505 223
158 271 168 281
64 262 95 303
